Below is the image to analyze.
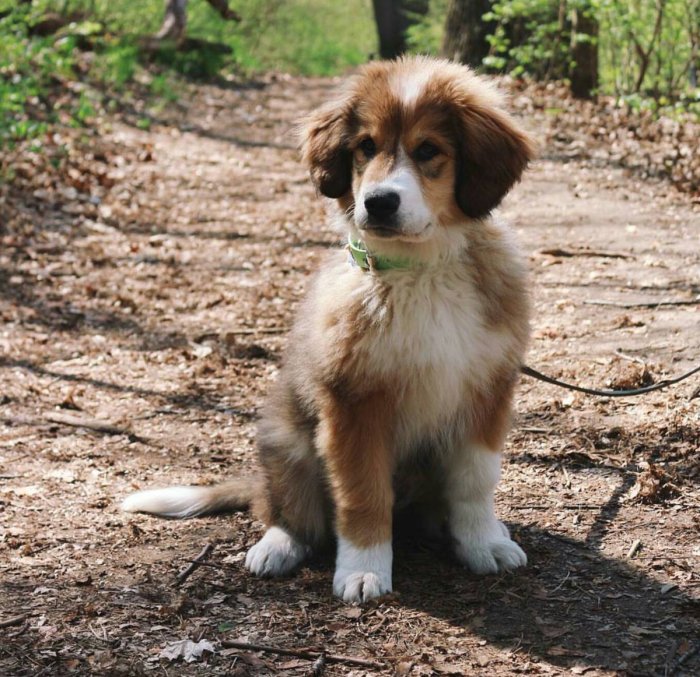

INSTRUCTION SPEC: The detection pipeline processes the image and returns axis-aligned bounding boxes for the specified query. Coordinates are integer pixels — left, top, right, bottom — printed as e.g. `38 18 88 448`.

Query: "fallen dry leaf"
159 638 216 663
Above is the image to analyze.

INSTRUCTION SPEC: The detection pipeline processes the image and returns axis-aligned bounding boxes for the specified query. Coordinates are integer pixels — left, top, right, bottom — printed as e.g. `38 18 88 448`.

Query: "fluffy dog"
123 56 535 603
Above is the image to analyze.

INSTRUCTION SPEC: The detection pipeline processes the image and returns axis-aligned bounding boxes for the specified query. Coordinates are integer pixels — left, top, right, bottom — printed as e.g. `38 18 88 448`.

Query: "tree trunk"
371 0 427 59
570 8 598 99
156 0 188 41
372 0 406 58
205 0 241 22
630 0 667 93
442 0 492 68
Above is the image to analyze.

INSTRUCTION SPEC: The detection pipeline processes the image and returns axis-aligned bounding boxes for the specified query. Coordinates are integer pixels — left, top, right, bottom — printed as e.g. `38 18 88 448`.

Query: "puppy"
123 56 535 603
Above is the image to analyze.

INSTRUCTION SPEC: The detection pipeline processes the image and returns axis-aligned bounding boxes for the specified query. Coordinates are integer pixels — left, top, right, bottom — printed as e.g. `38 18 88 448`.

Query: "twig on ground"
627 539 642 558
539 247 633 259
310 651 327 676
614 350 647 366
7 621 29 639
219 639 385 669
44 411 128 435
228 327 287 335
664 638 680 677
561 464 572 489
550 570 572 593
509 504 609 510
668 642 700 676
182 559 237 570
175 543 215 586
0 614 27 628
584 299 699 309
88 622 109 642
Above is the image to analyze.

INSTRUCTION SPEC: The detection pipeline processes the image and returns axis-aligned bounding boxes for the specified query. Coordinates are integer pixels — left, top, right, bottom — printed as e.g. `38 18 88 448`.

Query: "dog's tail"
121 478 257 519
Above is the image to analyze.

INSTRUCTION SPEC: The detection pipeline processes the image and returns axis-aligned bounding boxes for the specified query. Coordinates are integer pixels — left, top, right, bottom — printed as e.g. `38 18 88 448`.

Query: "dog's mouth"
359 221 433 243
361 225 402 239
360 212 403 238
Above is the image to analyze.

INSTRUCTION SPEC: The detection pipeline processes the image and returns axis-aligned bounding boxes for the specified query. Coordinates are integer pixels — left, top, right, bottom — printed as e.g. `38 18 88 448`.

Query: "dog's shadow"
265 507 696 676
387 521 698 675
224 509 692 676
379 439 699 675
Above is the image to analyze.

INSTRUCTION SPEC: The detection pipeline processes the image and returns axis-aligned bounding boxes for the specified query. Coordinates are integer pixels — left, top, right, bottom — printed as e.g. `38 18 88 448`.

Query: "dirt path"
1 74 698 676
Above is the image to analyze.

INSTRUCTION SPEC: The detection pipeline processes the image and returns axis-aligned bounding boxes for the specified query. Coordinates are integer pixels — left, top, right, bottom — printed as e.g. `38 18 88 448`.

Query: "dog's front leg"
445 443 527 574
318 392 394 603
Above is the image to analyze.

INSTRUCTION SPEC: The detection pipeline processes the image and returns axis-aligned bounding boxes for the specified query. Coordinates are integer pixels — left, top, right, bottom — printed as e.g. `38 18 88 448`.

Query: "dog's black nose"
364 192 400 220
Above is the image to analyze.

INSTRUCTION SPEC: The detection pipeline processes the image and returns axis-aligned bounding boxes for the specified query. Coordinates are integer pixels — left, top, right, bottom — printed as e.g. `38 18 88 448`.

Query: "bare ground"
1 74 699 676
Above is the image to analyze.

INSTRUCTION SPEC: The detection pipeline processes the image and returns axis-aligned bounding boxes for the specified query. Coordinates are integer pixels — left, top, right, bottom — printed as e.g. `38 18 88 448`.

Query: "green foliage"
597 0 698 99
0 6 66 145
149 73 178 102
408 0 699 104
221 0 375 75
96 41 140 86
483 0 593 80
406 0 448 53
33 0 375 75
0 1 377 147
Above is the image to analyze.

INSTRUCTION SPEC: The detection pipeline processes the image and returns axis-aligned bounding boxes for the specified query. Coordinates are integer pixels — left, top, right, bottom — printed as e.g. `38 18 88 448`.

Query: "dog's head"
301 57 535 246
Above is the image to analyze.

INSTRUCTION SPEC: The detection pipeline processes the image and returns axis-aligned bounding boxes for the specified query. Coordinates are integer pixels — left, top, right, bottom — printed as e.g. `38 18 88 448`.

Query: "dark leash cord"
520 363 700 398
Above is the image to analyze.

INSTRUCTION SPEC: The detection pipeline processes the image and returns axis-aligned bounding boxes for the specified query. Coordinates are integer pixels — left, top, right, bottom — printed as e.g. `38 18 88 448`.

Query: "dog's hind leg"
245 388 330 578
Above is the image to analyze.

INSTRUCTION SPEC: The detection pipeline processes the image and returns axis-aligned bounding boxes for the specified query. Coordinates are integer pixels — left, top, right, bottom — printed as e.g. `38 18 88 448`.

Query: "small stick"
509 504 609 510
0 614 27 628
182 559 237 570
550 570 571 593
539 247 633 259
219 639 385 669
627 539 642 558
88 622 109 642
561 464 572 489
665 638 680 677
310 651 327 676
44 411 128 435
175 544 215 586
614 350 647 366
7 621 29 639
583 299 699 309
669 643 700 676
227 327 287 336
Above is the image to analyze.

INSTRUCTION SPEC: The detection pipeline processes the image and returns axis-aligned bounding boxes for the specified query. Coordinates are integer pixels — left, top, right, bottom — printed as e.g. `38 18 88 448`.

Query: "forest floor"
1 72 699 677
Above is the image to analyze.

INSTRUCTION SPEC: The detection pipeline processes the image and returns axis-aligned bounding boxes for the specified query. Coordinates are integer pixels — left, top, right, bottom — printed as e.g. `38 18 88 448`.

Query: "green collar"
347 237 415 272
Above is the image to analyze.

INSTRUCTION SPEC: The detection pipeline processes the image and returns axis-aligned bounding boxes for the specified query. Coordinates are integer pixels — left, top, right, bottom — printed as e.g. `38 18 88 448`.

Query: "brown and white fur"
122 56 536 603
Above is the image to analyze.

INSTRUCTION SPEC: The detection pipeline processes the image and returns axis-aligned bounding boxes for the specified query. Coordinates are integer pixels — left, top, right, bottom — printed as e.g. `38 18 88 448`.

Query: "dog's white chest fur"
339 261 513 444
386 269 508 434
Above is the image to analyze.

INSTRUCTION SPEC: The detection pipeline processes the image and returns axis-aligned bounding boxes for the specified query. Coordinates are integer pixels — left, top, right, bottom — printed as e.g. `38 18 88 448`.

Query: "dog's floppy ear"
300 95 355 199
453 100 536 219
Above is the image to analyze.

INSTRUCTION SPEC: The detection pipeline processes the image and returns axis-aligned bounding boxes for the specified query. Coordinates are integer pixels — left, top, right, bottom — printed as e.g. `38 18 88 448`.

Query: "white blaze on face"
391 66 432 107
354 148 434 239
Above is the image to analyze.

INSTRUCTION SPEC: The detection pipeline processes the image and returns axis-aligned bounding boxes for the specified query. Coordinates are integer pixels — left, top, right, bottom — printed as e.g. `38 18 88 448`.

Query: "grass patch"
0 1 377 147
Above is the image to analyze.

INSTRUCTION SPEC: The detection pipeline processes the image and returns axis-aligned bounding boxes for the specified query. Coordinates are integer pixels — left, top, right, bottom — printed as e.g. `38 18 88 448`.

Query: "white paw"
333 570 390 603
454 520 527 574
245 526 308 577
333 537 392 603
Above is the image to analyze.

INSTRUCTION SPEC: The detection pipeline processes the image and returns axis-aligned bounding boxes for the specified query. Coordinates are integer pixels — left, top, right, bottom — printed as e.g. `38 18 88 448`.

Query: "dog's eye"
358 137 376 158
414 141 440 162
